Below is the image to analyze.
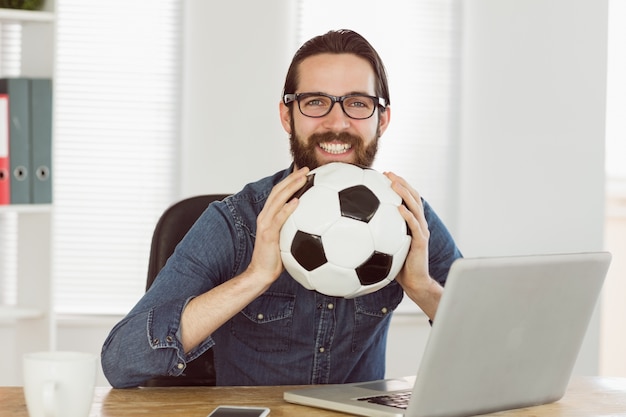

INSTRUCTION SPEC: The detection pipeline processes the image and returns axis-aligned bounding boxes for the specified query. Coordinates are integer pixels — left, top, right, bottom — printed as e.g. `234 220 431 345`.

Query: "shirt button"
257 313 264 320
381 307 388 314
319 347 325 353
177 363 184 370
327 303 334 310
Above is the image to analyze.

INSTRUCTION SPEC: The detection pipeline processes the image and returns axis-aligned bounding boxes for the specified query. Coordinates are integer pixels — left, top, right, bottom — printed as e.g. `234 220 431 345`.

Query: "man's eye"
346 97 372 109
304 98 327 107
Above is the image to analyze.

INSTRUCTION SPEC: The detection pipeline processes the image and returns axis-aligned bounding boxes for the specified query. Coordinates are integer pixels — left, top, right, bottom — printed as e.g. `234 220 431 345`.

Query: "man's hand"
181 167 309 353
384 171 443 320
247 166 310 286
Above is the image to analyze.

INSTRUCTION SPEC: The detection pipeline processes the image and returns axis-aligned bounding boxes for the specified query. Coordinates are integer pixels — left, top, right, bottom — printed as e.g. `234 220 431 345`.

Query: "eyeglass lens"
298 94 376 119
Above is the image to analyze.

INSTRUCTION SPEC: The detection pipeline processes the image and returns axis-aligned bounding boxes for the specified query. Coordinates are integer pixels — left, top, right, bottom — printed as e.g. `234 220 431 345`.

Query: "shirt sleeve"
101 294 215 388
101 199 240 388
423 199 463 286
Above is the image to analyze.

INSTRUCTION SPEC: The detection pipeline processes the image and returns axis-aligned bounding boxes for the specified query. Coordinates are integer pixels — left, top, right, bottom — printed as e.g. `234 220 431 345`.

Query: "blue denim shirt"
101 166 462 388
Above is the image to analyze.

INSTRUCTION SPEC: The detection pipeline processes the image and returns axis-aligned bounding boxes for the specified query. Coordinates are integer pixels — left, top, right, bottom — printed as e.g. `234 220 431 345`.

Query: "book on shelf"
30 78 53 204
0 78 30 205
0 77 53 205
0 93 8 205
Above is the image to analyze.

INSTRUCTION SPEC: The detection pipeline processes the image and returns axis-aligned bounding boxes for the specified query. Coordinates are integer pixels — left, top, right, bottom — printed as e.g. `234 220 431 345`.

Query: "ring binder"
0 93 9 205
0 78 31 204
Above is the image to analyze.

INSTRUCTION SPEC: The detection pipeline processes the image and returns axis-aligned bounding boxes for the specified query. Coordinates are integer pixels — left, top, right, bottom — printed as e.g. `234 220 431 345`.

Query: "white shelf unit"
0 2 56 381
0 7 54 23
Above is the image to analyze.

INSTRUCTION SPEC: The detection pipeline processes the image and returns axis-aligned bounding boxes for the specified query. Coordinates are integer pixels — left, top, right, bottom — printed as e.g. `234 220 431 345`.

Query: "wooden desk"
1 377 625 416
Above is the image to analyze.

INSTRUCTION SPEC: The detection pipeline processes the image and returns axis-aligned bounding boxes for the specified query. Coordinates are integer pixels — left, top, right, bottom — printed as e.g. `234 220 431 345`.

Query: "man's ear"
378 106 391 136
279 101 292 135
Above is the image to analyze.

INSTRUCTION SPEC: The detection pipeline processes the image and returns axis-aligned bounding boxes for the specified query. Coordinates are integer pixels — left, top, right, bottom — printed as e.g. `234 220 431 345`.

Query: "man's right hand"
180 166 309 353
247 166 310 286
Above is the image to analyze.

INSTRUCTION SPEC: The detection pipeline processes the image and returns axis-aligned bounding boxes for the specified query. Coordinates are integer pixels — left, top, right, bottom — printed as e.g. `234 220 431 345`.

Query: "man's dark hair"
282 29 390 107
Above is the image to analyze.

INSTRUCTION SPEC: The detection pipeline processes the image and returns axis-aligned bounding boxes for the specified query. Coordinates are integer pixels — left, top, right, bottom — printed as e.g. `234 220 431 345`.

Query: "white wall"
603 196 626 376
602 0 626 377
179 0 296 198
456 0 608 374
457 0 608 256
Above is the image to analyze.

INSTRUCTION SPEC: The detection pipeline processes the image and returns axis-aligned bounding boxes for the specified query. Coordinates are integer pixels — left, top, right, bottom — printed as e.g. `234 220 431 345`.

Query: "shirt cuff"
147 297 215 376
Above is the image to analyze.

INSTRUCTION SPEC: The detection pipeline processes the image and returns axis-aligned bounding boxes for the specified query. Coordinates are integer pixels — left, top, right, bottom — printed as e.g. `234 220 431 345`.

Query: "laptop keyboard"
357 391 412 410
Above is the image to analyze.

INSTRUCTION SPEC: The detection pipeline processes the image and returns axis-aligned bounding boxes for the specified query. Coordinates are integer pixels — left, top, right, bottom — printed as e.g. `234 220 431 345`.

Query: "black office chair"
143 194 230 387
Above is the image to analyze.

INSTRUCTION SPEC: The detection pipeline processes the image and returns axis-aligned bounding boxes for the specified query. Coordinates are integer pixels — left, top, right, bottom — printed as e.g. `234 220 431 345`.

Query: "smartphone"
206 405 271 417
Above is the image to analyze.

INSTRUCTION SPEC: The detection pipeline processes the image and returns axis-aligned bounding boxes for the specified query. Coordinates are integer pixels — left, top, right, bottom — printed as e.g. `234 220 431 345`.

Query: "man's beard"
289 121 380 170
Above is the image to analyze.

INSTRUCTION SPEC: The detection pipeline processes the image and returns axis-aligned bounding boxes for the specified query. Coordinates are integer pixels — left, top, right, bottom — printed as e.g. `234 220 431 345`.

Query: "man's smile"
319 141 353 154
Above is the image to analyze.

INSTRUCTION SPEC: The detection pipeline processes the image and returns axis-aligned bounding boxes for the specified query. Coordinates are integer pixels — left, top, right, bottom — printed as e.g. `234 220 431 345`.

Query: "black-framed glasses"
283 92 387 120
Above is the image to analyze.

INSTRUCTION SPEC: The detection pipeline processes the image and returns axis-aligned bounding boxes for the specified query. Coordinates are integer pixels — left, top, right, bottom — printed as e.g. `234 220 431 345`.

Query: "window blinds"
52 0 180 314
606 0 626 187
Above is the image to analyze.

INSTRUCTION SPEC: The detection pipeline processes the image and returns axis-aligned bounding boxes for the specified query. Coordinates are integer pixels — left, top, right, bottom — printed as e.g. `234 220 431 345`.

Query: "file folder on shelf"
30 78 53 204
0 78 31 205
0 94 8 205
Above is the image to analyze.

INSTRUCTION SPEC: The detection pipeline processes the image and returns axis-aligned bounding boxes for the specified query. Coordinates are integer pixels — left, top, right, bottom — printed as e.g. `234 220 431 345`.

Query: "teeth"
320 142 352 154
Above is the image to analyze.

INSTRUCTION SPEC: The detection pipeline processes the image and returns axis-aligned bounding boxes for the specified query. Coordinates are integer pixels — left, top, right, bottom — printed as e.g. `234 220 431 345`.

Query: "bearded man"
102 29 462 388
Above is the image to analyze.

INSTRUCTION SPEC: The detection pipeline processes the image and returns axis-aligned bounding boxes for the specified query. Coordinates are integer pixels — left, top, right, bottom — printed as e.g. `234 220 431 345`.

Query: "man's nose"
322 101 350 129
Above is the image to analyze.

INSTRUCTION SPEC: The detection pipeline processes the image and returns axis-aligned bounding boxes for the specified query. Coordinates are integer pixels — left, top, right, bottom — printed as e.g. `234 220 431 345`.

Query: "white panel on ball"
323 217 375 267
293 186 340 235
308 263 362 297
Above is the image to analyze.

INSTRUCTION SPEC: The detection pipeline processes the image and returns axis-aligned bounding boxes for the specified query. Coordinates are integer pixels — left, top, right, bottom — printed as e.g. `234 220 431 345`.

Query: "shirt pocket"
352 283 403 352
230 291 296 352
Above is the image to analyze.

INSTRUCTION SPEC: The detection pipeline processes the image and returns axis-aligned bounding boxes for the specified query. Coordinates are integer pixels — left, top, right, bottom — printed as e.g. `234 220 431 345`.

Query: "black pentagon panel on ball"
355 251 393 285
338 185 380 223
291 230 327 271
289 173 316 201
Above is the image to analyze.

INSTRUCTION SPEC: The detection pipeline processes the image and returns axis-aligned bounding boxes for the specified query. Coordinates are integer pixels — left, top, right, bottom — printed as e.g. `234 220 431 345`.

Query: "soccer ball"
279 162 411 298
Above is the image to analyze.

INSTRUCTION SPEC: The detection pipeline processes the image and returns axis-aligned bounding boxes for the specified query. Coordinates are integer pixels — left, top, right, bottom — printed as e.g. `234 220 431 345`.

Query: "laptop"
284 252 611 417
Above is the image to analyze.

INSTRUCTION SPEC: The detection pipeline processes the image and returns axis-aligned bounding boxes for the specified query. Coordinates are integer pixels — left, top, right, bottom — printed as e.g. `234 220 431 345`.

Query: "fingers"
384 171 429 240
250 167 310 282
384 171 420 208
256 167 310 239
266 167 310 224
272 167 310 204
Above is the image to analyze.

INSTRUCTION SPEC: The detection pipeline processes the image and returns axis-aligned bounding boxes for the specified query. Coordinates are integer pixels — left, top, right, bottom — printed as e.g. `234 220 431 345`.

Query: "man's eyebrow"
344 90 373 95
328 91 376 96
296 90 377 97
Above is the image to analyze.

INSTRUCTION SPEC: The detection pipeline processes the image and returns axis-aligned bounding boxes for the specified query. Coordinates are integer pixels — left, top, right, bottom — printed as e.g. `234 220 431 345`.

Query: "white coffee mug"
23 351 98 417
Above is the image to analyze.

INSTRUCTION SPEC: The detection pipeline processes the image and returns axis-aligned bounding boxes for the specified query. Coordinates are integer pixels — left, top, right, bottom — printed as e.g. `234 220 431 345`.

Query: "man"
101 29 462 388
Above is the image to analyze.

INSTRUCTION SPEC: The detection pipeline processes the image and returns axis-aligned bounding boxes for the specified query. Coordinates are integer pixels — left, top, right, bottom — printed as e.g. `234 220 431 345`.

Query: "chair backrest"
146 194 230 290
144 194 229 386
